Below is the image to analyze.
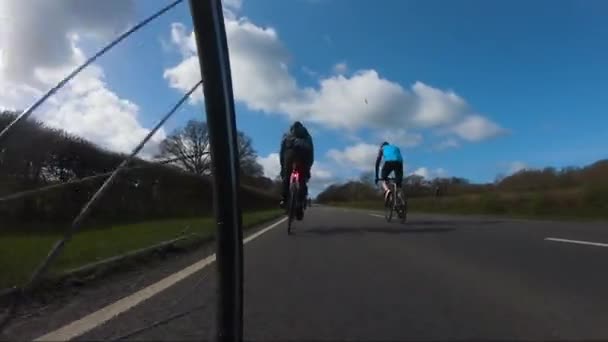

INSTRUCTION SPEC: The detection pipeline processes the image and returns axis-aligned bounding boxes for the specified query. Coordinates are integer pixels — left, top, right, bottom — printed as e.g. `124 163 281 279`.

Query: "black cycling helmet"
381 141 389 147
291 121 306 136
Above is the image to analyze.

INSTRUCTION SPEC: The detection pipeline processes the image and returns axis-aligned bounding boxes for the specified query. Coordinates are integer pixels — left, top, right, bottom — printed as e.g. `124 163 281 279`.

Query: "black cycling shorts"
282 147 312 180
381 161 403 186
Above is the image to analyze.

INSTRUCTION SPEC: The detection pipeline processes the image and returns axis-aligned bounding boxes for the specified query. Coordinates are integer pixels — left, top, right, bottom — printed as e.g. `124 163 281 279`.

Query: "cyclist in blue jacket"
374 141 404 204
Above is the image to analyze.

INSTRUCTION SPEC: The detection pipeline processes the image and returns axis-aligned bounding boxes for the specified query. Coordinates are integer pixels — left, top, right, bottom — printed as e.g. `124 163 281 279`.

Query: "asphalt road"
5 206 608 341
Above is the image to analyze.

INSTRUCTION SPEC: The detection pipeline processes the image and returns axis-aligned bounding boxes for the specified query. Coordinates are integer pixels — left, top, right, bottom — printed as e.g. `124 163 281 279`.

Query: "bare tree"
237 131 263 177
156 120 212 175
156 120 263 177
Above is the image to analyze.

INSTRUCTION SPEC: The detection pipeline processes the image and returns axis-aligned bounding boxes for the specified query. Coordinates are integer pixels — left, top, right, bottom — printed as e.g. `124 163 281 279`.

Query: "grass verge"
0 209 282 289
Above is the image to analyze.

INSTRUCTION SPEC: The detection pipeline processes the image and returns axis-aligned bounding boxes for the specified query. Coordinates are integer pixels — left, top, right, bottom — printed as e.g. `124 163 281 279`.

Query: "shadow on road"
412 219 504 226
296 226 456 236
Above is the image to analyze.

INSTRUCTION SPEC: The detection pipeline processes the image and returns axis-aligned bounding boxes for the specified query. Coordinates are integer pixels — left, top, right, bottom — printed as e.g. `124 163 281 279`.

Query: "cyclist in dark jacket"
279 121 314 212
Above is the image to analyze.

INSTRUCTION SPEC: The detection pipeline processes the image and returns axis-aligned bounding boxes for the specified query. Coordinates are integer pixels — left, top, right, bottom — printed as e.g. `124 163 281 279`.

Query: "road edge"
0 211 284 306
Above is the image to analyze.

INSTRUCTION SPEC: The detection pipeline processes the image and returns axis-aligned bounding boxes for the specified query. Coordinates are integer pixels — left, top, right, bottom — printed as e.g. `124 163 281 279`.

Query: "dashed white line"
369 214 385 218
545 237 608 248
34 216 287 341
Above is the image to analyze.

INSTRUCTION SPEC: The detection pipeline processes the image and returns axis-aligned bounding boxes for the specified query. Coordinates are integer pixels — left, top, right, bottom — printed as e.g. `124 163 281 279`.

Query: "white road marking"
369 214 385 218
244 218 285 243
35 216 287 341
545 237 608 248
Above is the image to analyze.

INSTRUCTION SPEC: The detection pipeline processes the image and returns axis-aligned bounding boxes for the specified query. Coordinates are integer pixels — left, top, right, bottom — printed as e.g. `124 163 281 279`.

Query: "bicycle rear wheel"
384 189 394 222
397 189 407 224
287 182 298 234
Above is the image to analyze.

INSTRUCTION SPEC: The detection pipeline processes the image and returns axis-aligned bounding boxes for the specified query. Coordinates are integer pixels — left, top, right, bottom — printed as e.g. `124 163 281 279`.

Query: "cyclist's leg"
382 179 390 193
281 149 295 207
380 163 392 203
302 181 309 203
301 149 312 202
296 164 307 219
294 147 311 210
395 161 405 202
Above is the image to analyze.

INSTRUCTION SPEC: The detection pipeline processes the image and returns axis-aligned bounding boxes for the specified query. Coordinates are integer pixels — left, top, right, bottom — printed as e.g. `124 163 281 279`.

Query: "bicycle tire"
287 182 298 234
392 183 399 222
384 189 394 222
397 189 407 224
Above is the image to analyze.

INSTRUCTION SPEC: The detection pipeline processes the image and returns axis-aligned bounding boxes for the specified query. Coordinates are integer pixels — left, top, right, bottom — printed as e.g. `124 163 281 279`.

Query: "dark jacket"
280 124 314 169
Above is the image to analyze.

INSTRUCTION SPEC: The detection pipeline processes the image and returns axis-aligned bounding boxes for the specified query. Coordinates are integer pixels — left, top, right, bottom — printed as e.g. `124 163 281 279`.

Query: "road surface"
4 206 608 340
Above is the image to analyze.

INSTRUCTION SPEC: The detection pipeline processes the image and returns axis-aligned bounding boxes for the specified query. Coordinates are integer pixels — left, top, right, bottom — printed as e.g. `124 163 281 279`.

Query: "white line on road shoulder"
35 216 287 341
369 214 384 218
545 237 608 248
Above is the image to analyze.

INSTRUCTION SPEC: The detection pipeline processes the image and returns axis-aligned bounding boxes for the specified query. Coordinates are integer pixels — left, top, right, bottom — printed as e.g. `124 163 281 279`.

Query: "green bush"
583 184 608 210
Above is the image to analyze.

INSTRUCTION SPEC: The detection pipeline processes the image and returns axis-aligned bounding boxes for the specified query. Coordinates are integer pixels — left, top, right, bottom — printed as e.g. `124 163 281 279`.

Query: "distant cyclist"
375 141 404 204
279 121 314 217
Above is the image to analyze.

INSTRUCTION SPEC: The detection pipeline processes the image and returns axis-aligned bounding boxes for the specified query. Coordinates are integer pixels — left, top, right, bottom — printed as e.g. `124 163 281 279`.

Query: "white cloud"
376 128 422 148
412 167 430 179
435 168 448 178
326 143 378 171
508 161 527 174
312 163 333 181
411 167 447 180
163 15 504 144
0 0 166 156
257 153 281 179
450 115 505 142
309 162 335 197
0 0 134 85
163 55 202 103
0 80 42 112
434 138 460 150
410 82 467 128
301 70 412 130
37 62 166 156
169 22 197 58
332 62 348 75
221 0 243 20
163 23 203 103
302 66 319 78
164 20 305 113
224 0 243 10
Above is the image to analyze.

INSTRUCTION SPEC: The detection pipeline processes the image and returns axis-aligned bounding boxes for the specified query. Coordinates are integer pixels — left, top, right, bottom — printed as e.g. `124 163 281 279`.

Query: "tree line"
316 172 475 203
0 111 280 232
316 161 608 204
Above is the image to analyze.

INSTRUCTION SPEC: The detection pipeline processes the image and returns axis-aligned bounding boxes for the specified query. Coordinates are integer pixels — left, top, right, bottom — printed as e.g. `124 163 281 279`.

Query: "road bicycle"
382 177 407 223
287 162 305 234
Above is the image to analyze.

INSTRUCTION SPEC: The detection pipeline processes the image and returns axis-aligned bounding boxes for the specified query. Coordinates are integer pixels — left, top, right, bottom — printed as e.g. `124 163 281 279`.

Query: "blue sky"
1 0 607 195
